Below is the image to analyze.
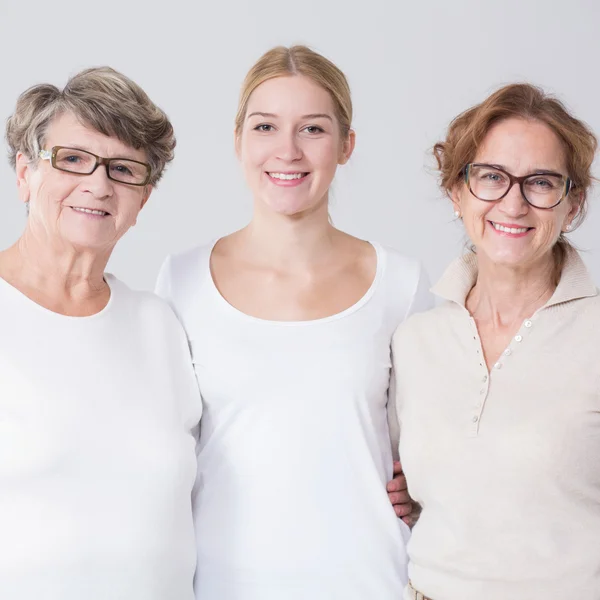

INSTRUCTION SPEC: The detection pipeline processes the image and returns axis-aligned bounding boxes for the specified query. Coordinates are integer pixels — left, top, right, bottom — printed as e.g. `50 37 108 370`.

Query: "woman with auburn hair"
393 84 600 600
0 68 201 599
156 45 429 599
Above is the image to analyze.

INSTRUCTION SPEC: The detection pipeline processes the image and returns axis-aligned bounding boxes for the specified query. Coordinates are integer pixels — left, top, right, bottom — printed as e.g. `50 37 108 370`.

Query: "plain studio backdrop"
1 0 599 291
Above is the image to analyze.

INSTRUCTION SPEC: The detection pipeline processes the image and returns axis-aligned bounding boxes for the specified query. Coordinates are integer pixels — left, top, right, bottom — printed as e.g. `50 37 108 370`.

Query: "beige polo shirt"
393 248 600 600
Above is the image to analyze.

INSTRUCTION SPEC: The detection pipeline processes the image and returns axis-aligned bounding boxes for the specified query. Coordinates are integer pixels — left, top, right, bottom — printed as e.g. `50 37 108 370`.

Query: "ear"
131 185 154 226
15 151 32 204
338 129 356 165
563 190 583 231
140 185 153 210
234 129 242 160
449 184 463 215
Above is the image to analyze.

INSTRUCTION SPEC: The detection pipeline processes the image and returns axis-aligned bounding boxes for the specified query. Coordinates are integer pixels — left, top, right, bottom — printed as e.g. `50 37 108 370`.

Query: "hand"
386 461 417 527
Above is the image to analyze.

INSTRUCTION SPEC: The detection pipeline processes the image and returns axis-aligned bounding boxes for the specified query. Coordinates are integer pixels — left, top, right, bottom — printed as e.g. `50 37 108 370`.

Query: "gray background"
1 0 598 290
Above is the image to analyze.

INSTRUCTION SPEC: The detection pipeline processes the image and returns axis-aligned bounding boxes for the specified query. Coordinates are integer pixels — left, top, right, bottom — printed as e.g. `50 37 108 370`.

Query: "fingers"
392 460 403 476
393 501 413 518
388 490 411 505
386 472 408 493
401 503 422 528
401 514 418 528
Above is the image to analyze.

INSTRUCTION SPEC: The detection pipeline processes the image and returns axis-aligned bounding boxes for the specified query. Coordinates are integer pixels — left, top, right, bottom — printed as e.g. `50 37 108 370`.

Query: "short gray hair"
5 66 175 185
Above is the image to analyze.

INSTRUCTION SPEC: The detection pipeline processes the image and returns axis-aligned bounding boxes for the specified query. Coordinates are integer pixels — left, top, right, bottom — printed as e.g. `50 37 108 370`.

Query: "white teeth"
492 222 529 234
268 172 306 180
73 207 108 216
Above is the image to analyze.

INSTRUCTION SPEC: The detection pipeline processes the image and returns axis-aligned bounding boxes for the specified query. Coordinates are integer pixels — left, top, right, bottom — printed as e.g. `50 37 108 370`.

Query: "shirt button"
494 362 503 370
472 415 479 423
480 389 486 395
515 335 523 342
482 375 488 382
504 348 512 356
524 320 532 328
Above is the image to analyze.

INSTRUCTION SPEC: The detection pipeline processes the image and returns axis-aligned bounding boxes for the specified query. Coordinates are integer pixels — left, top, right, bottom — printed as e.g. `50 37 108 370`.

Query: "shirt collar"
432 248 598 309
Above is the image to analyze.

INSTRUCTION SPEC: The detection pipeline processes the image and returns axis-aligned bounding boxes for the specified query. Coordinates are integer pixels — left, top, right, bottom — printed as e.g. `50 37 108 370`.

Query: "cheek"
307 141 339 174
117 195 144 223
536 216 564 240
240 137 272 170
31 176 77 209
462 201 491 232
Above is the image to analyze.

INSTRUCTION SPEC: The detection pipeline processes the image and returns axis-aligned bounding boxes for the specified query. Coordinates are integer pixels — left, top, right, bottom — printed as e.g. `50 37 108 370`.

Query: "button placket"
465 312 490 437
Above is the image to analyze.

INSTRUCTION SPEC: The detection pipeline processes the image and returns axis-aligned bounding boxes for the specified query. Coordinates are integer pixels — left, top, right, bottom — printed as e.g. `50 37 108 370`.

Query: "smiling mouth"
71 206 110 216
267 172 309 181
489 221 533 234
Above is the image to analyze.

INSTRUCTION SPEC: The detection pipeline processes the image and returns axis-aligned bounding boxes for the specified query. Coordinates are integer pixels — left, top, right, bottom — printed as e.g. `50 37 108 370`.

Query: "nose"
498 181 529 217
81 164 114 199
276 131 303 162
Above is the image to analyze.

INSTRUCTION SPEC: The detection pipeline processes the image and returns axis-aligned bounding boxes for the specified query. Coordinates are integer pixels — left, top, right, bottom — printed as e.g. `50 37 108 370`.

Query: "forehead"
475 117 567 172
44 111 147 161
246 75 335 118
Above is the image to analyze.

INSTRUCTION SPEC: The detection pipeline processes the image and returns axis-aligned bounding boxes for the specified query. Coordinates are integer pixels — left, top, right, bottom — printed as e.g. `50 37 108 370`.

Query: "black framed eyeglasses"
39 146 152 186
463 163 573 209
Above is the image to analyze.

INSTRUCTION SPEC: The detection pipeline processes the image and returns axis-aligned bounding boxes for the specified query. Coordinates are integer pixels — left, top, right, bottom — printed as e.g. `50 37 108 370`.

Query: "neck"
468 252 557 326
1 226 110 302
240 198 338 270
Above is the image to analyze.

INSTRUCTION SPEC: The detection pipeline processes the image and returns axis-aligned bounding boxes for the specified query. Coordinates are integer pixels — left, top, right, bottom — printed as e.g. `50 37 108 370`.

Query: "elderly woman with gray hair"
0 68 201 599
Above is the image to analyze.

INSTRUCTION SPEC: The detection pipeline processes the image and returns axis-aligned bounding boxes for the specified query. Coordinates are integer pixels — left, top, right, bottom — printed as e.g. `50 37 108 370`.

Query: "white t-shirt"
0 274 202 600
156 240 431 600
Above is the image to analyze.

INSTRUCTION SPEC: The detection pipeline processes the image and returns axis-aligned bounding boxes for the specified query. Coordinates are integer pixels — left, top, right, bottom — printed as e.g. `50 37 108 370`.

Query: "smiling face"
16 111 152 253
452 117 579 269
237 75 354 217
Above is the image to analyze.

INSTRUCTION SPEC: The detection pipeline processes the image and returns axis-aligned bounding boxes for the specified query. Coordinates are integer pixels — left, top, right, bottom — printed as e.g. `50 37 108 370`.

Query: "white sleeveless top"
156 241 431 600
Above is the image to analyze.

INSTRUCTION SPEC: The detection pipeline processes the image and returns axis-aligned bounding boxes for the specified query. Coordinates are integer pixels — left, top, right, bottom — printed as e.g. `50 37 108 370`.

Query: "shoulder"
374 242 433 320
377 243 422 278
577 291 600 324
392 300 455 349
161 242 214 284
154 242 215 304
106 274 179 323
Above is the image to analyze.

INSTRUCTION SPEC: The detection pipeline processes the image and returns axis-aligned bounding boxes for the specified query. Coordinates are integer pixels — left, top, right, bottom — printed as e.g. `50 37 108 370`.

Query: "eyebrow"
246 111 333 121
482 163 565 175
62 144 141 161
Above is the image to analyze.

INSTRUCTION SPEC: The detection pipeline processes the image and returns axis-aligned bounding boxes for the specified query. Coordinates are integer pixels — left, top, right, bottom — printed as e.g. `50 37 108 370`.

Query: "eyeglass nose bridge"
497 174 530 204
86 156 114 181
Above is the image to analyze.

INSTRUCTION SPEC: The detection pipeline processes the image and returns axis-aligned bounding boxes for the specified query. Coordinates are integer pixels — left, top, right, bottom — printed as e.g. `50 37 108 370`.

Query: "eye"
302 125 325 134
253 124 274 132
113 164 134 176
64 154 82 163
530 178 553 188
481 172 503 182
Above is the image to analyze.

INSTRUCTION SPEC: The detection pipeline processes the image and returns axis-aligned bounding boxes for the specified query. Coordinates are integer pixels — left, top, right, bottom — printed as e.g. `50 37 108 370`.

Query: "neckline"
0 273 116 320
206 238 384 326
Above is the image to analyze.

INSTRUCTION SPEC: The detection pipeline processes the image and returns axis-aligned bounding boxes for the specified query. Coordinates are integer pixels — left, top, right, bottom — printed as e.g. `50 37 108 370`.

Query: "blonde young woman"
394 85 600 600
156 46 430 599
0 69 201 600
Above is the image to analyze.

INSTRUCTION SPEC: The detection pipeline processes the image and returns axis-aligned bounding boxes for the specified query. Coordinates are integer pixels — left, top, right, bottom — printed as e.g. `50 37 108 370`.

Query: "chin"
263 196 321 217
60 228 115 251
479 246 538 268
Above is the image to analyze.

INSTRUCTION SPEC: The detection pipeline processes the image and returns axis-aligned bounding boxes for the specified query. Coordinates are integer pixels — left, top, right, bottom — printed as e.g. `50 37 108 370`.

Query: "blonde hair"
5 67 175 185
235 45 352 137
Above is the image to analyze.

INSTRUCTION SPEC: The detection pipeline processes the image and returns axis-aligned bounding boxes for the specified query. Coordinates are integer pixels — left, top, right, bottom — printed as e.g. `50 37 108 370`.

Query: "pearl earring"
565 223 573 231
454 210 461 218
